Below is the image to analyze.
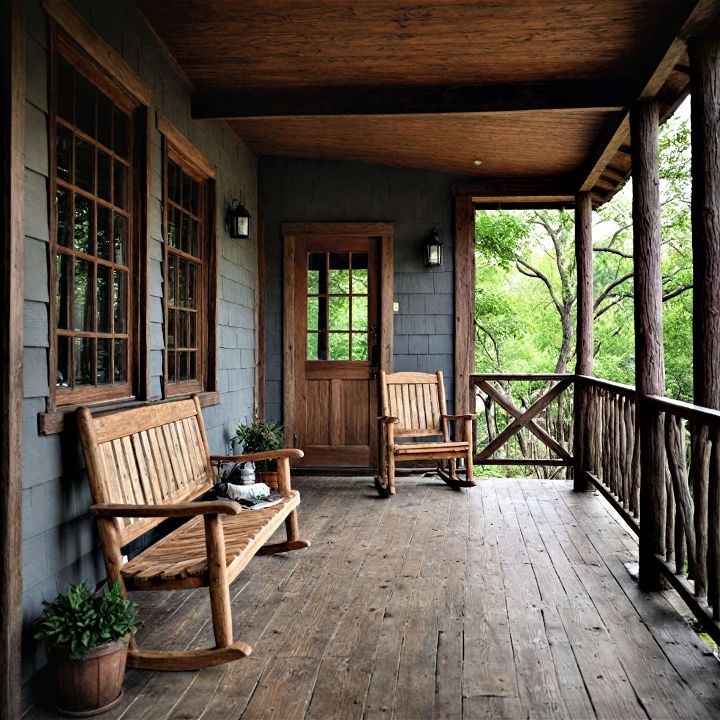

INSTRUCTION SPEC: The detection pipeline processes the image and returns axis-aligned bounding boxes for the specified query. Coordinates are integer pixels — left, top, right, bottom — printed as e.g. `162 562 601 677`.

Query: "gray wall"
259 157 457 424
22 0 258 676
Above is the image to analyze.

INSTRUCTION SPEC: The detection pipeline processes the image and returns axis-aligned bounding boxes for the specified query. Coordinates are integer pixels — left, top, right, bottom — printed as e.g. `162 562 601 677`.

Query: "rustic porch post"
0 0 24 716
454 195 475 416
689 35 720 605
573 191 593 491
631 100 666 591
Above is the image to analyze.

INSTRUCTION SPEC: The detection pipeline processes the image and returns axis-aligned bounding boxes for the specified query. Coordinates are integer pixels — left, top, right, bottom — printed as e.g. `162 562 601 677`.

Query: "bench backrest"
77 396 215 546
380 370 447 437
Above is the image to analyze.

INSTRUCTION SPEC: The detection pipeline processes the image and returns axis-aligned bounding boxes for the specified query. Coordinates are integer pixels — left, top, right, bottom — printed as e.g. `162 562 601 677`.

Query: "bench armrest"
378 415 399 424
210 448 304 464
90 500 243 519
442 414 475 421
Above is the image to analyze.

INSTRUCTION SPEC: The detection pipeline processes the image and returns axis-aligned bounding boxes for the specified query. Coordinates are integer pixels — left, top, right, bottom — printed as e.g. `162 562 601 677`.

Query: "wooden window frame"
48 29 148 409
158 120 217 398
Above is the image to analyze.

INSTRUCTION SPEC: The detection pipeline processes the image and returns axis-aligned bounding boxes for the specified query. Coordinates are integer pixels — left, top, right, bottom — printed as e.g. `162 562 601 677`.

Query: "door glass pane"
307 253 324 293
307 296 319 331
351 253 369 293
179 259 187 306
307 333 319 361
188 263 197 309
74 195 92 253
329 296 349 330
167 254 176 305
178 351 188 381
351 295 368 330
73 258 92 331
189 313 197 347
329 253 350 294
97 338 111 384
167 350 175 382
189 351 197 380
328 332 350 361
352 333 369 361
167 206 177 247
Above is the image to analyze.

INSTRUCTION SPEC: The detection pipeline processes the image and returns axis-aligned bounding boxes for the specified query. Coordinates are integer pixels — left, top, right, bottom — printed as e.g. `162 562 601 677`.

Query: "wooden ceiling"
135 0 715 206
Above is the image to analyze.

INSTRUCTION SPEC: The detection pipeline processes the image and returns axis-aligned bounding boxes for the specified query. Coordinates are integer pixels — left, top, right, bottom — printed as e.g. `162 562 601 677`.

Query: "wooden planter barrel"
47 635 129 717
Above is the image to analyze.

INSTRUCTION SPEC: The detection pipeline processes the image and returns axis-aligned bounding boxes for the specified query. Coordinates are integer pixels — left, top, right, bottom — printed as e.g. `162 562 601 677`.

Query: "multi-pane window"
306 252 370 361
53 51 134 404
163 152 208 393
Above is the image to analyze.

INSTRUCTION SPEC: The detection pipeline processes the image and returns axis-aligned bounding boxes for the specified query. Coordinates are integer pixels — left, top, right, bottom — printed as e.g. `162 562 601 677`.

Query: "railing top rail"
471 373 574 382
575 374 637 398
646 394 720 428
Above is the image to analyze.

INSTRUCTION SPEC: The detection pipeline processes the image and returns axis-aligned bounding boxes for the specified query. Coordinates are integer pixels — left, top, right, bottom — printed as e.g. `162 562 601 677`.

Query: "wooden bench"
375 370 476 496
77 396 310 671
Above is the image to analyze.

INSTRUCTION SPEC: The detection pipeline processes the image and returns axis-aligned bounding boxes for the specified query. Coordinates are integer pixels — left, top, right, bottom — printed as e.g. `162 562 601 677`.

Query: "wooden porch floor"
25 476 720 720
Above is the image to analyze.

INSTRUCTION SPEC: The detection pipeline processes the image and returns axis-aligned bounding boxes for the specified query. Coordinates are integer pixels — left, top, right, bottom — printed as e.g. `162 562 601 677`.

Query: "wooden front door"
283 223 393 468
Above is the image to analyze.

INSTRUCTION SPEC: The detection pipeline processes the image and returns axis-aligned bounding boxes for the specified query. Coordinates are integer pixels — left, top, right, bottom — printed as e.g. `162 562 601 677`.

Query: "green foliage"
235 419 284 454
35 581 140 660
473 109 694 401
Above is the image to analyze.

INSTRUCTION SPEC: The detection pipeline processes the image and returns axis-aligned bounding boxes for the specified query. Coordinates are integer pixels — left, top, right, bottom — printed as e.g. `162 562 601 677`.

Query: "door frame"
282 222 394 460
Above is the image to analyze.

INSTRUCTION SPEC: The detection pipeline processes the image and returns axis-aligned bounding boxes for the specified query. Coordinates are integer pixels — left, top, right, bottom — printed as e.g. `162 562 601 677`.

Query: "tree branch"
515 258 562 311
663 283 693 302
594 272 634 310
593 245 632 259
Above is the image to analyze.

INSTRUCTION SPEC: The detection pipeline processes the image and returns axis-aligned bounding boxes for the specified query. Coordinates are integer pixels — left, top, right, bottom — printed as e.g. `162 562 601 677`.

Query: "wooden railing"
575 375 720 646
470 374 574 470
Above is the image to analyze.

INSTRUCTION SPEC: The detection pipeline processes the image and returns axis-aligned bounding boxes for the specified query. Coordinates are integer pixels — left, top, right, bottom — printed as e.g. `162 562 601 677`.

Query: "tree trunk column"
690 35 720 605
631 100 667 591
573 191 593 491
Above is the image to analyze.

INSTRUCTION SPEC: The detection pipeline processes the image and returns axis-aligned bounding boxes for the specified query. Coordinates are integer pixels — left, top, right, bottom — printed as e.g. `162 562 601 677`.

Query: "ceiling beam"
192 80 628 120
452 178 576 202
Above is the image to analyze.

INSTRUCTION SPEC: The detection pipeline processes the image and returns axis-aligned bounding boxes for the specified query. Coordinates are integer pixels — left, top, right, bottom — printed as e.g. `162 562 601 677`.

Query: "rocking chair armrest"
378 415 400 424
210 448 304 464
90 500 243 519
442 414 475 421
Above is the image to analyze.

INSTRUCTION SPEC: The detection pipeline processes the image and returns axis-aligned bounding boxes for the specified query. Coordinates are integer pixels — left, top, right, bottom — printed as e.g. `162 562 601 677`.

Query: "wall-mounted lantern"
424 227 443 267
227 200 252 239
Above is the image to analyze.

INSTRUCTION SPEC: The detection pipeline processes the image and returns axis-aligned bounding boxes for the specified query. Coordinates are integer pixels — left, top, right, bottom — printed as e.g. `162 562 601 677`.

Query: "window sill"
37 390 220 435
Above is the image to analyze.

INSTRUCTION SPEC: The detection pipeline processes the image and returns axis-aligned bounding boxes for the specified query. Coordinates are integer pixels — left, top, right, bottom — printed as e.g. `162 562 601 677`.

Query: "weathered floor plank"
22 477 720 720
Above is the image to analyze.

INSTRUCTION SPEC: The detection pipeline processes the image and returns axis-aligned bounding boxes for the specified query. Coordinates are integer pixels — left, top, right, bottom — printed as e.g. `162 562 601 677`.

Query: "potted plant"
234 419 284 490
35 581 140 717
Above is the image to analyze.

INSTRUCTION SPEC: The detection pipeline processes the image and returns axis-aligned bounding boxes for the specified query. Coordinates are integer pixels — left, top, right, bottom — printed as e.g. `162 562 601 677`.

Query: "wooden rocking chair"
375 370 476 496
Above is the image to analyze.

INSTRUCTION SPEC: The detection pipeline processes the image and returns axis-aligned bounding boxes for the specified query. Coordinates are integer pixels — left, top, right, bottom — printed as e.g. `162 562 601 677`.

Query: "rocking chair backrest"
380 370 447 438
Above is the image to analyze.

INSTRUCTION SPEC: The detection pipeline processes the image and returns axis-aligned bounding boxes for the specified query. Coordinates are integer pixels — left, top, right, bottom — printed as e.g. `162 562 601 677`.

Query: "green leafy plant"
234 419 283 470
35 581 140 660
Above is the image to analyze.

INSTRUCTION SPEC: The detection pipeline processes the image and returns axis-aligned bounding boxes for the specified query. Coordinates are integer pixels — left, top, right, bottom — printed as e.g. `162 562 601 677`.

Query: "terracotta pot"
47 635 129 717
256 470 279 491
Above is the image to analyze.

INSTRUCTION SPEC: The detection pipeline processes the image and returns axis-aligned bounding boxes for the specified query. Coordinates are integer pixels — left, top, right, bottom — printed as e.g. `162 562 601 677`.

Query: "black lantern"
227 200 251 239
424 227 443 267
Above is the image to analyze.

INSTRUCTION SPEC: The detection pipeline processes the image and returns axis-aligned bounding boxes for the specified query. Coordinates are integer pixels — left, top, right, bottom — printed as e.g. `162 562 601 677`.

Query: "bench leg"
205 514 233 647
257 508 311 555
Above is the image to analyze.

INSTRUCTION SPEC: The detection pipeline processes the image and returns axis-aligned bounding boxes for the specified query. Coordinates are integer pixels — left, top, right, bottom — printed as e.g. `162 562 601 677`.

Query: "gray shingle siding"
259 157 457 423
21 0 259 677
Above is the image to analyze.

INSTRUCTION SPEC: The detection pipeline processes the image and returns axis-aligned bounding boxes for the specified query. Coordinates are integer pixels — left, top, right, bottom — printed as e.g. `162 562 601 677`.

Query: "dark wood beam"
631 100 667 592
192 80 628 120
0 0 24 716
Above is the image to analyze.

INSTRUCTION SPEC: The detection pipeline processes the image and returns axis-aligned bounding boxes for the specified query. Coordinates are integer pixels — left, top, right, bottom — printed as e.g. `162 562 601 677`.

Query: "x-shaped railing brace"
476 378 573 461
